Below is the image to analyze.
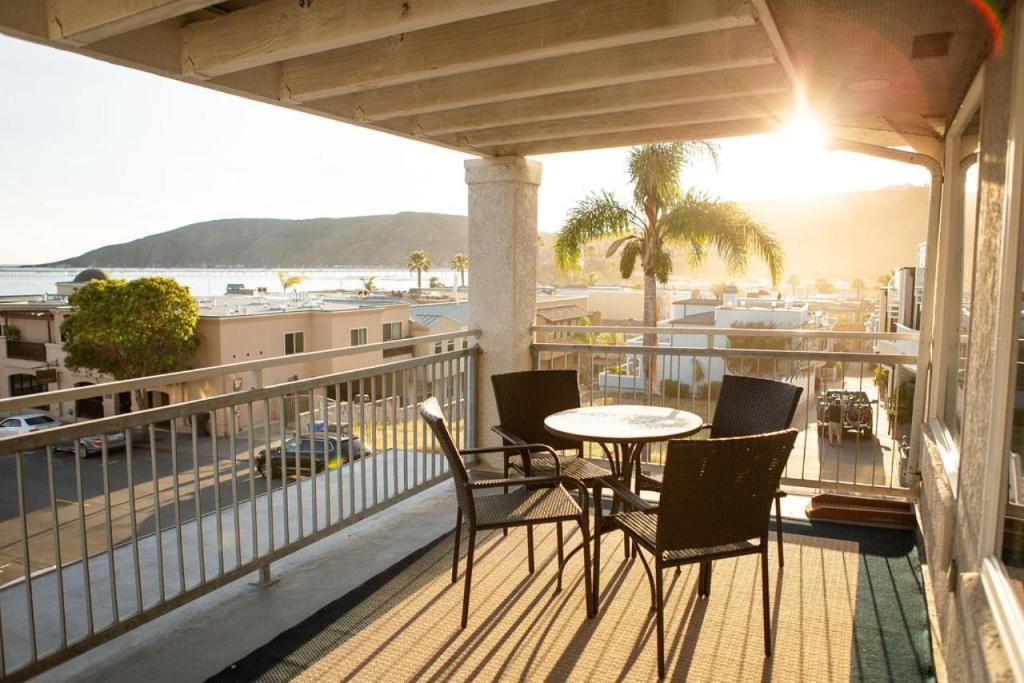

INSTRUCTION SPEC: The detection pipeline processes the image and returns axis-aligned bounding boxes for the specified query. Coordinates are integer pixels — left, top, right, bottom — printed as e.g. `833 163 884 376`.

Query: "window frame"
350 327 367 346
382 321 403 342
284 330 304 355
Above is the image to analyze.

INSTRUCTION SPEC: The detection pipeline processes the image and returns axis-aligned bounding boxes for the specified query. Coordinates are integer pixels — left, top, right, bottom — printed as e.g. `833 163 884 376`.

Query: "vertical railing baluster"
100 436 119 623
148 425 165 603
228 410 241 569
169 429 186 594
279 397 290 544
346 380 356 517
402 370 410 493
293 393 304 539
190 416 206 584
321 390 330 528
124 429 143 612
16 450 37 662
392 370 400 489
73 439 95 634
45 445 67 648
209 412 224 577
307 390 318 534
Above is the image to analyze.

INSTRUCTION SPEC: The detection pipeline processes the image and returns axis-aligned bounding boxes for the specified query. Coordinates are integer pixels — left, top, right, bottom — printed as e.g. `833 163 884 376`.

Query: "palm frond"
654 244 673 284
619 239 642 279
606 234 638 258
628 141 719 215
662 191 784 285
554 191 633 272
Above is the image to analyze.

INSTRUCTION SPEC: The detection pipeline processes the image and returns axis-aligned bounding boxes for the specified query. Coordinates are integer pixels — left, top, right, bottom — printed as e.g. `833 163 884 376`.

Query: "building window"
350 328 367 346
946 161 980 444
383 321 403 342
447 339 456 352
284 331 304 355
9 373 45 397
434 342 443 354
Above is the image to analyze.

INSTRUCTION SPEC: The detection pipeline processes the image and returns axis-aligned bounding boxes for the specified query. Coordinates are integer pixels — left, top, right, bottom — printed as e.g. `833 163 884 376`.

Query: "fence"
0 339 476 680
533 324 919 497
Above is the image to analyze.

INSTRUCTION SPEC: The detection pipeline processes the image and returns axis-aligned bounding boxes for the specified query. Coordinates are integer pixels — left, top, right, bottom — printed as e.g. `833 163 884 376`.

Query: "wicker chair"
601 429 799 678
418 397 594 627
490 370 611 483
638 374 802 565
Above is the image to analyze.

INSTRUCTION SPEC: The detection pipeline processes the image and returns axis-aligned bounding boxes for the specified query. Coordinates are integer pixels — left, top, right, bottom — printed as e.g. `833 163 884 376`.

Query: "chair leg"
527 524 535 574
580 517 594 619
556 521 564 592
451 508 462 584
775 495 785 567
461 526 477 629
593 516 602 614
502 461 510 537
761 544 772 656
655 557 666 679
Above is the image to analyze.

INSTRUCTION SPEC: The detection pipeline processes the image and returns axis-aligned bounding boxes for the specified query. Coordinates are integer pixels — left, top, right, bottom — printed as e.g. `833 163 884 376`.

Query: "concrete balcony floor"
38 476 934 682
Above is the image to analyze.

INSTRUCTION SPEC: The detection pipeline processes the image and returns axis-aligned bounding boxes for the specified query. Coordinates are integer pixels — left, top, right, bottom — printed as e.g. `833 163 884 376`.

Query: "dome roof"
72 268 110 283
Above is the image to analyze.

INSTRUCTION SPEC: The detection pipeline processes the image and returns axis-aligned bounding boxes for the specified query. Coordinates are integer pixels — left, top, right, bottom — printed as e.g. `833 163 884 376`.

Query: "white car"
0 412 61 437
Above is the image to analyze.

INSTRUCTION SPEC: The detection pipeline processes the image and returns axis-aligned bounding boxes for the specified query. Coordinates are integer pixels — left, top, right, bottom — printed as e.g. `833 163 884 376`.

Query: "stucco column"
465 156 541 467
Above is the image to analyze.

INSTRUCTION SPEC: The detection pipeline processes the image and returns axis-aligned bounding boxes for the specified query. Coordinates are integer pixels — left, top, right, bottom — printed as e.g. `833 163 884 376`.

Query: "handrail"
0 328 480 415
0 346 476 453
531 324 917 341
531 341 916 365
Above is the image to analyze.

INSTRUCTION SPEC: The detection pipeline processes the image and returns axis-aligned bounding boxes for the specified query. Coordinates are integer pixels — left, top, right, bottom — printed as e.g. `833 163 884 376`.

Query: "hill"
44 213 469 268
47 186 938 281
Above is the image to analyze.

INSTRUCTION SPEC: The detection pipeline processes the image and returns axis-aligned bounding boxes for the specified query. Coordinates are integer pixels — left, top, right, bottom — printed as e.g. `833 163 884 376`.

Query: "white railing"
0 334 477 680
533 324 919 497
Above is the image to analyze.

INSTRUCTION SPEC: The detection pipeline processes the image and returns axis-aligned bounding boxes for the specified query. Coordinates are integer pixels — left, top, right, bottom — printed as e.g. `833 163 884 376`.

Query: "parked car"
76 432 127 457
816 390 874 436
255 435 371 478
0 412 61 437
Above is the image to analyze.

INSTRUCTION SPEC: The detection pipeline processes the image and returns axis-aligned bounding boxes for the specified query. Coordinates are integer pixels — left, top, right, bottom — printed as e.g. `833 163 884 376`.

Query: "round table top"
544 404 703 444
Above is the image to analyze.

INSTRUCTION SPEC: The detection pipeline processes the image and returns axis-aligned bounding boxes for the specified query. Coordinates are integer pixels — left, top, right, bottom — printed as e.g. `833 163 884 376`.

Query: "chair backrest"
418 397 474 517
709 375 803 438
490 370 582 451
656 429 799 552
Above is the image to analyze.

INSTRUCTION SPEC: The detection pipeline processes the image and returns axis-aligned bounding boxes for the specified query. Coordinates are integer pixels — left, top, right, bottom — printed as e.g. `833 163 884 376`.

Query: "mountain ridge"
44 185 937 280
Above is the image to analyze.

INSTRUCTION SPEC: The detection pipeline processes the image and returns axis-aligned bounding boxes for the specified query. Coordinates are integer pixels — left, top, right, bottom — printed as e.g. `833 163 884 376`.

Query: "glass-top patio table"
544 405 703 611
544 404 704 491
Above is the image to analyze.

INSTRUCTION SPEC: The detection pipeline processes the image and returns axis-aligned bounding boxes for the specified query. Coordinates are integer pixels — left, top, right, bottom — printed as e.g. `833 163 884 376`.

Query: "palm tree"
407 250 433 290
787 274 800 296
360 276 376 292
278 271 302 295
450 253 469 287
555 142 783 392
815 277 833 294
851 277 865 299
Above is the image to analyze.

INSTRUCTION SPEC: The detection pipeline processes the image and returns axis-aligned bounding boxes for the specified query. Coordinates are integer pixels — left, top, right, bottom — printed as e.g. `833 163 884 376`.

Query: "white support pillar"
465 156 541 466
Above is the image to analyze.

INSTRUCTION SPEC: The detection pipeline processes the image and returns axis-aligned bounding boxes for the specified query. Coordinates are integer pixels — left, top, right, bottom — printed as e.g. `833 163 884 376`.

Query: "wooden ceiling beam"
48 0 219 45
183 0 559 79
382 64 788 137
486 118 779 156
308 25 773 121
433 92 793 148
282 0 756 102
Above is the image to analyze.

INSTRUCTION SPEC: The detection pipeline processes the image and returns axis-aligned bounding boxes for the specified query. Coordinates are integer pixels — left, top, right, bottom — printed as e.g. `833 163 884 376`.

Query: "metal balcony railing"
0 332 477 680
532 324 919 497
5 340 47 363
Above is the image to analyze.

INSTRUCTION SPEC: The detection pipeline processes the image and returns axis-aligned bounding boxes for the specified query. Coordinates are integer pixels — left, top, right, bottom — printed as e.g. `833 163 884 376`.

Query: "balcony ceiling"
0 0 1002 156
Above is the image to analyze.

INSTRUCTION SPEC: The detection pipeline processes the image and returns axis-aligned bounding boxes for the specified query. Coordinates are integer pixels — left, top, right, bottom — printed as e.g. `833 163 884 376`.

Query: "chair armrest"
601 476 658 513
462 442 562 477
491 425 528 446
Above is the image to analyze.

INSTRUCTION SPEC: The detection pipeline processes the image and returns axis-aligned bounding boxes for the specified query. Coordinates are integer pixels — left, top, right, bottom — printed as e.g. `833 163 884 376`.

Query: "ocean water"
0 267 464 297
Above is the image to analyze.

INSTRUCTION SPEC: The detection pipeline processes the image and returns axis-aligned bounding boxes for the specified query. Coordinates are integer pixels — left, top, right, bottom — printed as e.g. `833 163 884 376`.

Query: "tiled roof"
536 304 590 322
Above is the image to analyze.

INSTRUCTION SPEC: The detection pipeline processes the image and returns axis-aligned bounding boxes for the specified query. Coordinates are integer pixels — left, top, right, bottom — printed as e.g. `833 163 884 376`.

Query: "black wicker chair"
638 374 802 565
601 429 799 678
418 397 593 627
491 370 612 483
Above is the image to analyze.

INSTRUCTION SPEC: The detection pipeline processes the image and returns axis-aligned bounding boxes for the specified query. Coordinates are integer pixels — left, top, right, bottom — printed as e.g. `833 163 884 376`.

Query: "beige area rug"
221 521 891 682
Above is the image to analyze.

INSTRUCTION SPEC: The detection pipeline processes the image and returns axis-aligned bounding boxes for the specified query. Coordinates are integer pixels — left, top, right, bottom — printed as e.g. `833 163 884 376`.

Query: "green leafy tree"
407 250 433 290
726 322 792 377
554 143 783 392
360 276 377 292
61 278 199 410
814 277 834 294
428 275 443 289
449 253 469 287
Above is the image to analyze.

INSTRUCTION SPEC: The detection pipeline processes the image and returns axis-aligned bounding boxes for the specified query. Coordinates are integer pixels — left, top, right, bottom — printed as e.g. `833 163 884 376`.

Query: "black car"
255 435 371 478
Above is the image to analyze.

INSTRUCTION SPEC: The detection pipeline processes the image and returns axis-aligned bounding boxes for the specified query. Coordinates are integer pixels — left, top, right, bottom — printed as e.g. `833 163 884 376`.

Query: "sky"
0 34 931 265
